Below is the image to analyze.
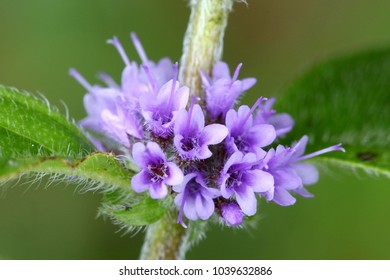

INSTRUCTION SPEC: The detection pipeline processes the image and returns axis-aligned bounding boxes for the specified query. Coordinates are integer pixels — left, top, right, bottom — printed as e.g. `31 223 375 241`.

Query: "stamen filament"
69 68 93 92
107 36 131 67
131 32 149 64
231 63 243 82
142 65 158 93
177 187 189 228
242 97 265 126
184 96 198 137
295 144 345 162
167 63 179 113
98 72 119 88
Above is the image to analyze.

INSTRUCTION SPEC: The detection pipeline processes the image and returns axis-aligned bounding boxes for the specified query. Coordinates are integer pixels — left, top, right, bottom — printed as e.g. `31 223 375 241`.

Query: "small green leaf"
1 152 133 192
277 48 390 177
101 196 167 227
0 85 94 159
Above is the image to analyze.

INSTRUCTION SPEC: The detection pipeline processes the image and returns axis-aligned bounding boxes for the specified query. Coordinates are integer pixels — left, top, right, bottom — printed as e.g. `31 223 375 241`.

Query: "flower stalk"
179 0 234 101
140 209 188 260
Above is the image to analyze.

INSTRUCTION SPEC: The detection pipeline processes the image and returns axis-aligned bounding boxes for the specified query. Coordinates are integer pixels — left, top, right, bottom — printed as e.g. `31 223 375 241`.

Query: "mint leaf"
277 49 390 177
0 86 93 157
100 196 167 227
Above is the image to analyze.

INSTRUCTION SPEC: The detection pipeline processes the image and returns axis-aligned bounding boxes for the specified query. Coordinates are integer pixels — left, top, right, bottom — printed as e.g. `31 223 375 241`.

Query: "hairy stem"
140 209 207 259
140 210 187 260
179 0 234 101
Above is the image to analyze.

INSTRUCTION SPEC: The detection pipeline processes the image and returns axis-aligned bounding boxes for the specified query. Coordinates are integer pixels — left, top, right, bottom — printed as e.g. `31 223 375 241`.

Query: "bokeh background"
0 0 390 259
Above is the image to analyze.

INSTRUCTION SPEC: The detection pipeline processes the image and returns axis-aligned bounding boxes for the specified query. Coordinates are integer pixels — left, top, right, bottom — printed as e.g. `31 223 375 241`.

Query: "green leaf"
0 85 96 178
0 152 133 191
0 85 166 226
276 48 390 177
100 196 167 227
0 85 94 159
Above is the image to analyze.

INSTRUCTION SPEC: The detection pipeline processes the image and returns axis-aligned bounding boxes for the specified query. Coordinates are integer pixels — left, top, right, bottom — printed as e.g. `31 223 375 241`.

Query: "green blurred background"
0 0 390 259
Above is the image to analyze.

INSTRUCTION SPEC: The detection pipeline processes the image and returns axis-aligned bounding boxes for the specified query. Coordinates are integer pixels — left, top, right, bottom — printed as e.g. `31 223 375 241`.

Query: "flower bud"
221 202 244 227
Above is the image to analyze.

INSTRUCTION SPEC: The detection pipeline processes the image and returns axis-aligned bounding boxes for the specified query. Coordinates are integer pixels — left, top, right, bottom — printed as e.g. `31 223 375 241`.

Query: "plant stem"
140 210 187 260
140 209 208 259
179 0 234 101
140 0 234 260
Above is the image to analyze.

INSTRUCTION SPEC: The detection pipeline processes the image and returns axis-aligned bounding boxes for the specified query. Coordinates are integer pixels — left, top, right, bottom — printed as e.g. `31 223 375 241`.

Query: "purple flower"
71 34 175 148
174 102 228 160
100 96 144 145
220 201 244 227
201 62 256 121
139 64 189 138
69 69 143 148
174 172 220 228
219 152 274 216
108 35 173 110
225 98 276 154
253 98 294 137
71 33 345 229
131 142 184 199
130 33 174 86
261 136 345 206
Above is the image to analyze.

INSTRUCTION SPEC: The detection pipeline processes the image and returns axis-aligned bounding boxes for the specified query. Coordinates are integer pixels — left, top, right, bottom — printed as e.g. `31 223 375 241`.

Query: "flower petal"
199 124 228 145
248 124 276 148
146 142 166 161
165 162 184 186
173 109 188 136
189 104 205 133
149 181 168 199
131 170 151 193
212 61 231 79
294 186 314 198
183 195 198 220
236 105 253 132
174 192 184 208
244 169 274 193
269 113 294 137
219 174 233 198
262 187 274 201
235 186 257 216
292 135 309 158
273 188 296 206
197 145 212 160
195 195 215 220
273 168 302 190
241 78 257 91
293 163 319 185
268 146 294 168
222 152 244 173
225 109 237 131
132 142 147 168
173 86 190 111
173 173 197 193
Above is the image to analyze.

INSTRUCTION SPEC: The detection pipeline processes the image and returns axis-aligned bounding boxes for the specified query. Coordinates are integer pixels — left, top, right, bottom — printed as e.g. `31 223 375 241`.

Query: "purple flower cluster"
71 34 344 227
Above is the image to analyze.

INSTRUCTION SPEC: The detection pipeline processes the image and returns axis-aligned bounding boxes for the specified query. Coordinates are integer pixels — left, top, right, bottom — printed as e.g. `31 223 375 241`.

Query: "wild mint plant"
1 0 389 260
